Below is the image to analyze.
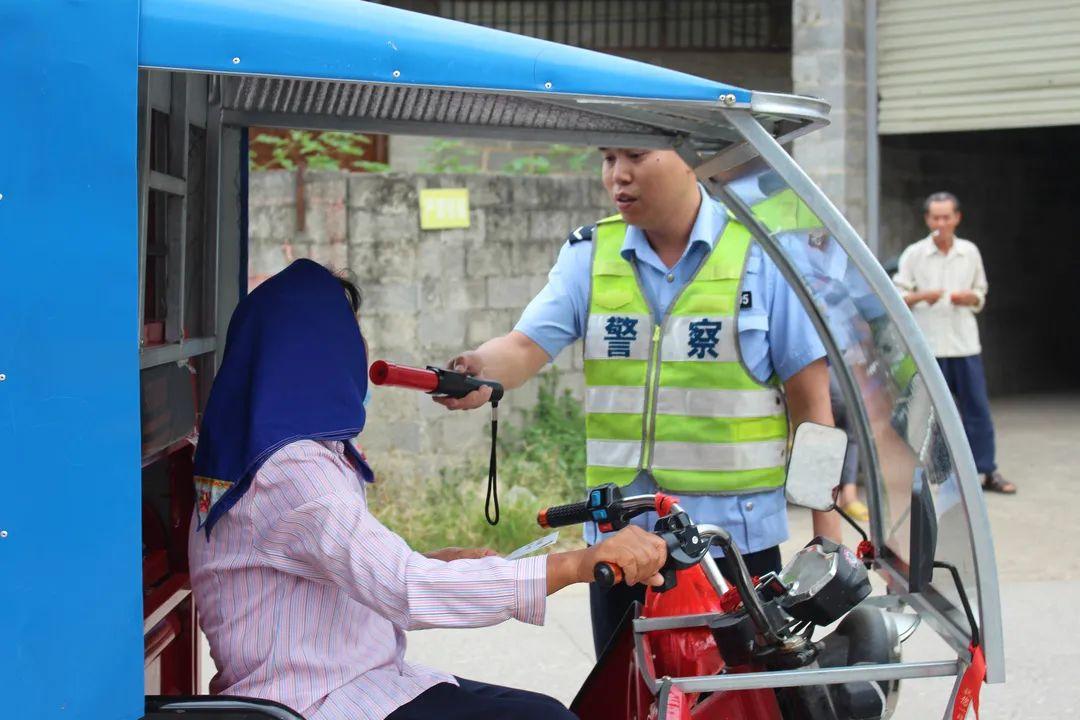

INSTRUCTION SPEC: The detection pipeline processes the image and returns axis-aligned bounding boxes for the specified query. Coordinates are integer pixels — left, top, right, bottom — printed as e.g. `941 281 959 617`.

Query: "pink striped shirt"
189 439 547 720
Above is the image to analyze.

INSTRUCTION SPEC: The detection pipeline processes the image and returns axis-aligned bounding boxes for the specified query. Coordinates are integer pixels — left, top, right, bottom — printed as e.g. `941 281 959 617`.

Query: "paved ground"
202 394 1080 717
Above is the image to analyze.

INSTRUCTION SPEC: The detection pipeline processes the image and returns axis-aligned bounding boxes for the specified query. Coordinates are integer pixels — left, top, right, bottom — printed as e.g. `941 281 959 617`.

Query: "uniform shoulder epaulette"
567 224 595 244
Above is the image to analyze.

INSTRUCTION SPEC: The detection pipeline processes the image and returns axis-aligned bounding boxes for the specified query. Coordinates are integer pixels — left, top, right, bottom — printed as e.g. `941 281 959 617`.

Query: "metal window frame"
138 70 219 376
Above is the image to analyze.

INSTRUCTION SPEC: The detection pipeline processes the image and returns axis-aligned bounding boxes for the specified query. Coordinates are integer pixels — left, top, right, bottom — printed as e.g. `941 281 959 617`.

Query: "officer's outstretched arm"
436 331 549 411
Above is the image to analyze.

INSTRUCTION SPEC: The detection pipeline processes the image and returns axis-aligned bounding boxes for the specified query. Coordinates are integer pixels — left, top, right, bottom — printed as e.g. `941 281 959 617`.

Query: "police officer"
440 148 840 657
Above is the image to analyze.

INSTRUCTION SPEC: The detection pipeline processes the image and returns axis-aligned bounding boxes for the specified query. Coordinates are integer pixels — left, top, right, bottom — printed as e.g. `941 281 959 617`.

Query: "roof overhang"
141 0 830 159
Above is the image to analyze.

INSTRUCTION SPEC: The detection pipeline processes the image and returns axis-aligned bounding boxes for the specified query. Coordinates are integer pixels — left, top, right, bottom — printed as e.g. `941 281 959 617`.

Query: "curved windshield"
719 166 978 630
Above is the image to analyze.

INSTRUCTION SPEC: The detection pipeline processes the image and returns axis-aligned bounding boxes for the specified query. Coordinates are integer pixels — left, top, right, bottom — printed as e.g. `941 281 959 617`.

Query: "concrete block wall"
791 0 867 236
248 171 613 469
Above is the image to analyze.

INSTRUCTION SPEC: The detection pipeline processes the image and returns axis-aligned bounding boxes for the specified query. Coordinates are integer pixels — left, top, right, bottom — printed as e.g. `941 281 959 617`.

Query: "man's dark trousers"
937 355 997 474
588 545 782 658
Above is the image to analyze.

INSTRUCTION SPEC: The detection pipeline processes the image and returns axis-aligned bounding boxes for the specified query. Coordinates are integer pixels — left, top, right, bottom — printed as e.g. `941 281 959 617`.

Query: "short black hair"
923 191 960 214
336 273 362 314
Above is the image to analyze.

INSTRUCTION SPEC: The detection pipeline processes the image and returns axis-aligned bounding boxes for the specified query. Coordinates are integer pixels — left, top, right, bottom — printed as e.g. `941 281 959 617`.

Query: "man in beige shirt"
893 191 1014 493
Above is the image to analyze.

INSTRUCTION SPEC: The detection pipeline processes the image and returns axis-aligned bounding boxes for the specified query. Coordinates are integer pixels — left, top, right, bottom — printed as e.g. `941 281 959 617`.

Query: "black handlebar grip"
538 501 592 528
430 367 505 403
594 562 623 588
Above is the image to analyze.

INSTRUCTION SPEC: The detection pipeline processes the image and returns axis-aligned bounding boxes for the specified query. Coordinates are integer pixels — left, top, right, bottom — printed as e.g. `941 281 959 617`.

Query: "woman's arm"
251 443 665 631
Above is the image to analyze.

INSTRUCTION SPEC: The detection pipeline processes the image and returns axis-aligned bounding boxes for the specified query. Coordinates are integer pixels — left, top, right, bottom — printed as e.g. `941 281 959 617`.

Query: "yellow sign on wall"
419 188 471 230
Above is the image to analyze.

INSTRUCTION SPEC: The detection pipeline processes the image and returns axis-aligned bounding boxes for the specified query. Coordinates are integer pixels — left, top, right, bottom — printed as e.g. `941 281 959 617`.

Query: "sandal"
982 471 1016 494
841 499 870 522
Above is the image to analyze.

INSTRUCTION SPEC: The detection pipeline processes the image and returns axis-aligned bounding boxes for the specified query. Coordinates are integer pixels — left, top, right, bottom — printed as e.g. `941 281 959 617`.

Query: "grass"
368 373 588 554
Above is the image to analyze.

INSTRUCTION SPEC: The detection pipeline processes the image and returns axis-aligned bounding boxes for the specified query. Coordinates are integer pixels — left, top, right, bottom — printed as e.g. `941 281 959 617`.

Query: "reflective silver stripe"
588 438 788 472
660 314 738 362
655 387 785 418
587 386 784 418
651 440 787 471
586 386 645 415
587 439 641 468
584 313 652 361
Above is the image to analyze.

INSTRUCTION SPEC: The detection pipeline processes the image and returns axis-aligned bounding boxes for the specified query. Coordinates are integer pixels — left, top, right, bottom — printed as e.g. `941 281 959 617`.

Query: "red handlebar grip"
369 360 439 392
537 509 550 528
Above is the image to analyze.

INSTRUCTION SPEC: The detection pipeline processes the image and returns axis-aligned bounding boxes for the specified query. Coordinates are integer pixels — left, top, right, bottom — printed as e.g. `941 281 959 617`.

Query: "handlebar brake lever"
651 514 712 593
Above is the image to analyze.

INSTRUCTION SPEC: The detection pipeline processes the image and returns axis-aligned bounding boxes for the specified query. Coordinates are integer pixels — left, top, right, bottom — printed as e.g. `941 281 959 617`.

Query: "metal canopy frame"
634 612 962 693
1 1 1007 716
209 72 829 158
176 61 1002 687
631 610 966 720
138 57 1001 693
133 0 1000 692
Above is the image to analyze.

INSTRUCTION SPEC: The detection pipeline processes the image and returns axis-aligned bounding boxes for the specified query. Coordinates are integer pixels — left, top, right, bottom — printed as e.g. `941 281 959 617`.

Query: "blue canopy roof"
139 0 829 156
140 0 751 103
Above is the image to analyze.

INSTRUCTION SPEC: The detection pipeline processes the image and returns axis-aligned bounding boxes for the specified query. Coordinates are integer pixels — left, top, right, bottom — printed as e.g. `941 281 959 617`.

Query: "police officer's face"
600 148 697 229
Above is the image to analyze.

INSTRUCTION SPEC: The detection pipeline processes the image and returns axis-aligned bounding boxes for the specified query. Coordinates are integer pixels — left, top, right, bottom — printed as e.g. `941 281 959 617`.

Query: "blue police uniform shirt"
514 185 826 555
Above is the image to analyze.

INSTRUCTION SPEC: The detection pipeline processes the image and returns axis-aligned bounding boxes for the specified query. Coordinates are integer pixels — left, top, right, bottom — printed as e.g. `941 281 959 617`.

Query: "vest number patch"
604 316 639 358
741 291 753 309
688 319 723 359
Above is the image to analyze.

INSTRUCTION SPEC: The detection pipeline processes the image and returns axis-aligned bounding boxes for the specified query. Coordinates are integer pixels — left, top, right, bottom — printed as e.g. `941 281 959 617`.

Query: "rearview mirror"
785 422 849 511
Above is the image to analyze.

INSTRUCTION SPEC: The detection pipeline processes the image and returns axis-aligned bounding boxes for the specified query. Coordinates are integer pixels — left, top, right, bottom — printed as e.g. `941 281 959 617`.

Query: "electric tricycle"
537 425 937 720
0 2 1002 719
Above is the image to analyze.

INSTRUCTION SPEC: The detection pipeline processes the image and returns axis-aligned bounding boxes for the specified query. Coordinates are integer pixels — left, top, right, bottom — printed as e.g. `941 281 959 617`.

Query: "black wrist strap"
485 402 500 526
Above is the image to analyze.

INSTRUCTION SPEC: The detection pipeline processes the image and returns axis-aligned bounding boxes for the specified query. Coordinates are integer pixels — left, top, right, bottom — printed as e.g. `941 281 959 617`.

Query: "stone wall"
249 171 612 467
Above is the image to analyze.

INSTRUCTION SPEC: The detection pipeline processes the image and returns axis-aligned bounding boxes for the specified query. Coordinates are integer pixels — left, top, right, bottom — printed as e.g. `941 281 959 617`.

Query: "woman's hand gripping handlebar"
580 527 668 588
541 484 786 643
539 485 673 589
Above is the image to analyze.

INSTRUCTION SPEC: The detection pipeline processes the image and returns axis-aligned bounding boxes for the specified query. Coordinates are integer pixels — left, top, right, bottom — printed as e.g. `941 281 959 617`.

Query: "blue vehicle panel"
0 2 144 719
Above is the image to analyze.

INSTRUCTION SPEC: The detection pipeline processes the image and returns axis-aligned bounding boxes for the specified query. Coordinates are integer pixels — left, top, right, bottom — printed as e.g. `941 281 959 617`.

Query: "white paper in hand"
505 531 560 561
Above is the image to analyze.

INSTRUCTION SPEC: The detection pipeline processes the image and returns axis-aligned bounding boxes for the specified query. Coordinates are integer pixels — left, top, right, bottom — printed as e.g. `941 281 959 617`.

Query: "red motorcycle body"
572 566 782 720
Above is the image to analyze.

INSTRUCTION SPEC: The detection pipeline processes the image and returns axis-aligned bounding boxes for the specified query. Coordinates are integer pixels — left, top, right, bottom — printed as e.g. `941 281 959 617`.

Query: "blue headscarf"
194 259 373 537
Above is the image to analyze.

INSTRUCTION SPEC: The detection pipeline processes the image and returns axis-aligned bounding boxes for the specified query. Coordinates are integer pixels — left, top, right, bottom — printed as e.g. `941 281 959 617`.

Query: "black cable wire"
485 402 500 526
834 503 869 543
933 560 980 647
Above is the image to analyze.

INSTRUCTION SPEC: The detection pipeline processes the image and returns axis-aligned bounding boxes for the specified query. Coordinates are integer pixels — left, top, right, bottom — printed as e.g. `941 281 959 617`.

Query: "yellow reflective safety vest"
584 214 789 494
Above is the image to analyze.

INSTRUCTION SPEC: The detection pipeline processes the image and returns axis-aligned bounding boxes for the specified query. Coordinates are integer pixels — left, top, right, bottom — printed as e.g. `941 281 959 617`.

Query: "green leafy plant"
499 144 596 175
367 372 586 554
548 143 597 173
500 155 552 175
248 130 388 171
419 138 481 173
352 159 392 172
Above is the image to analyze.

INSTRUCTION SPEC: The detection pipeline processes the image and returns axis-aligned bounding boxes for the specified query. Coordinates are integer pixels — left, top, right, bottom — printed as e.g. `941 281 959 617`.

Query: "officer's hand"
433 350 492 410
582 526 668 587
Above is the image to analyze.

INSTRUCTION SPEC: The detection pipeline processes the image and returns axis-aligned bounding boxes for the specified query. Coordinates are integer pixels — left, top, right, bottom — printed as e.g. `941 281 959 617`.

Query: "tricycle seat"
144 696 306 720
